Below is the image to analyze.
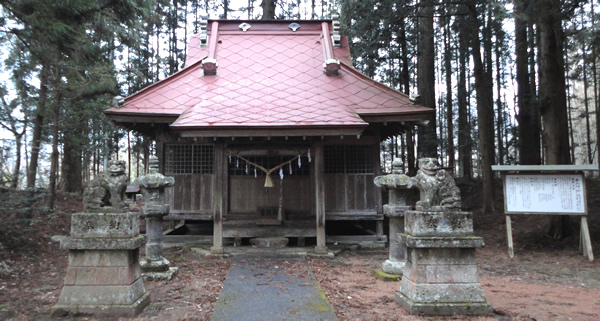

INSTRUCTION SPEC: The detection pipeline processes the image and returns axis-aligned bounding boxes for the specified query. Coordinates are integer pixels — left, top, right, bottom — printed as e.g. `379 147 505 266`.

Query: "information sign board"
492 165 594 261
503 173 586 214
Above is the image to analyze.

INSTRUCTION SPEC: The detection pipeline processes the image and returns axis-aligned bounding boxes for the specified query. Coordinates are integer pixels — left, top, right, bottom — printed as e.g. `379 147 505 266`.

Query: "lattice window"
324 145 374 174
228 155 310 176
165 144 213 174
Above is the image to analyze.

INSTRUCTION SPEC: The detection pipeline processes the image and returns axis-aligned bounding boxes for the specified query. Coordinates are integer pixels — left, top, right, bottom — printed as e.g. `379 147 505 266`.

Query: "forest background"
0 0 597 237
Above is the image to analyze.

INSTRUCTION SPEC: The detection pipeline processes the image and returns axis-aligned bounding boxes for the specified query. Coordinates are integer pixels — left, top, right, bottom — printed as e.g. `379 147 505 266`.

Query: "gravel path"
211 255 338 321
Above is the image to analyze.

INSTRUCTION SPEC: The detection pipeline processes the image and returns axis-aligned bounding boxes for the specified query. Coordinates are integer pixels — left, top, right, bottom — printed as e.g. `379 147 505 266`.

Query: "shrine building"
105 17 433 254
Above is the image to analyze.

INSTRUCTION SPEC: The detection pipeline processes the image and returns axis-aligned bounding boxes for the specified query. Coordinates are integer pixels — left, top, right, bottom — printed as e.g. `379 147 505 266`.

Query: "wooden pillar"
376 221 384 236
373 137 383 214
211 143 224 254
374 137 384 238
156 126 165 173
314 143 328 254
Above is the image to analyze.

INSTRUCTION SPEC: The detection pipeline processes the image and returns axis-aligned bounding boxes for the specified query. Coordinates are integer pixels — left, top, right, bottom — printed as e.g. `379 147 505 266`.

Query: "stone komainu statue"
83 158 128 212
374 158 461 211
413 158 461 211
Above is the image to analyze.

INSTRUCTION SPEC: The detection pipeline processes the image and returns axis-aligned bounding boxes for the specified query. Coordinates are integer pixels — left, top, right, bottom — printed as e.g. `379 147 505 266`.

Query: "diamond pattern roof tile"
105 20 433 134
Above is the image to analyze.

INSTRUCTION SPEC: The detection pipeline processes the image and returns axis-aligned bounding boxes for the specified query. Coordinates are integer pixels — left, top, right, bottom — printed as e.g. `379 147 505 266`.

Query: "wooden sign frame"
503 173 587 215
492 165 595 262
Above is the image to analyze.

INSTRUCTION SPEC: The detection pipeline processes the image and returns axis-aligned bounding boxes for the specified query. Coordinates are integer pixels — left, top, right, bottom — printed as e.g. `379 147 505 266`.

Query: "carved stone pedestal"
396 210 492 316
52 212 149 317
374 159 413 276
141 205 178 281
382 204 411 275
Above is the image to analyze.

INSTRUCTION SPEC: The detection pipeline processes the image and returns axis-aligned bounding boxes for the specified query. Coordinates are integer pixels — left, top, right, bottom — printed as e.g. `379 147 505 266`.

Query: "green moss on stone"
303 279 334 313
373 269 402 281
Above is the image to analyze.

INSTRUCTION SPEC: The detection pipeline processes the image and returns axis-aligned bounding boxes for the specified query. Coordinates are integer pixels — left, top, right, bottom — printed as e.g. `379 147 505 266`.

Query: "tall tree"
26 64 48 189
465 0 495 213
442 7 455 171
537 0 579 238
1 38 36 189
47 74 62 209
455 12 473 178
417 0 438 158
0 89 27 189
1 0 150 202
262 0 277 19
538 0 572 165
514 0 541 165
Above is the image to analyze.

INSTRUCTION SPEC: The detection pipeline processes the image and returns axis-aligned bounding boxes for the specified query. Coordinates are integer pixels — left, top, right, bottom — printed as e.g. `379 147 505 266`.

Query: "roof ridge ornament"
321 22 341 76
202 21 219 75
201 58 218 75
324 58 341 76
239 22 251 31
112 96 124 108
288 22 300 32
331 13 341 47
409 94 421 105
200 15 208 46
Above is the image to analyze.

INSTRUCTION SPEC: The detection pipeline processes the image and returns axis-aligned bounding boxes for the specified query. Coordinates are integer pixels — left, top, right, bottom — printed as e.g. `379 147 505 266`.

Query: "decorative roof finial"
112 96 124 108
331 13 341 47
200 15 208 46
239 22 251 32
288 22 300 32
409 94 421 105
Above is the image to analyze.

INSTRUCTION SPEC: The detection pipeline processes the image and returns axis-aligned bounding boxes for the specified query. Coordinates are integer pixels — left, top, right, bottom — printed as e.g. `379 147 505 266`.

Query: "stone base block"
250 237 289 248
396 291 492 316
61 235 146 250
143 267 178 281
63 264 141 286
140 257 170 273
403 263 480 284
71 212 140 238
142 204 170 216
56 277 146 306
383 205 412 217
210 246 224 255
52 291 150 317
314 245 329 255
382 259 405 275
406 247 477 265
405 211 473 237
307 250 335 258
402 235 485 249
399 280 488 303
68 249 140 268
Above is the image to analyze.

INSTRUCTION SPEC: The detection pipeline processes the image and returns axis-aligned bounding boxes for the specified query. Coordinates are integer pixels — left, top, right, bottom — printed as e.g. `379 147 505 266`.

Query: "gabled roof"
105 19 432 137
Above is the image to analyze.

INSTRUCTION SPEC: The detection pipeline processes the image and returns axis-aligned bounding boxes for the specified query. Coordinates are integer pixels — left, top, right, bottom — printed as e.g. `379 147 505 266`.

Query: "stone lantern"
373 159 413 274
137 155 177 280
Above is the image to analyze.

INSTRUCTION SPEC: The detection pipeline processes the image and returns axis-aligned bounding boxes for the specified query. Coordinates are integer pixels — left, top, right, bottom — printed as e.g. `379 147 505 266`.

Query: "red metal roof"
105 20 432 137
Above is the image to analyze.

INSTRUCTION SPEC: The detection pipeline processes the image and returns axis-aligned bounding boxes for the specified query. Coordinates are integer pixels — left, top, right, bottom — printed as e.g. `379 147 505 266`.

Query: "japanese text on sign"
504 174 586 214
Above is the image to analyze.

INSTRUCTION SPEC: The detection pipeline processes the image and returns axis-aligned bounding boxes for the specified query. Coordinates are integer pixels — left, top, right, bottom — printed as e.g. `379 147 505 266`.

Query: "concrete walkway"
211 255 338 321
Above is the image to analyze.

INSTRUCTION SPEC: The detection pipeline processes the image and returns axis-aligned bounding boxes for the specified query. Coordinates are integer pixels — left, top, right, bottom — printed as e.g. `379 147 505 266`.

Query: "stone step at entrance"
249 237 289 248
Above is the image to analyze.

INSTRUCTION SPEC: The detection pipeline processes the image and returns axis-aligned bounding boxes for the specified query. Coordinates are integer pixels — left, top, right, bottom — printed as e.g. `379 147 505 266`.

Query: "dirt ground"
1 178 600 321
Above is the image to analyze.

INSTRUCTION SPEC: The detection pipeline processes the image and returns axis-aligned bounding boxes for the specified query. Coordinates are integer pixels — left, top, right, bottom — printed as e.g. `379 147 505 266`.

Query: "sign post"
492 165 596 261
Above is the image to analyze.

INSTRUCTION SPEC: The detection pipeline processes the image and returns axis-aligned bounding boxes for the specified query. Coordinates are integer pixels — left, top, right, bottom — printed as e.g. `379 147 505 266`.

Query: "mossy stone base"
52 291 150 317
396 291 492 316
373 269 401 281
143 267 179 281
382 259 405 275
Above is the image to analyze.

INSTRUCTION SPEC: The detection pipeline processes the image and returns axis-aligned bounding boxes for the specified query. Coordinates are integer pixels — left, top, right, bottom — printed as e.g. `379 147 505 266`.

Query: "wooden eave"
174 124 366 138
105 111 178 137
